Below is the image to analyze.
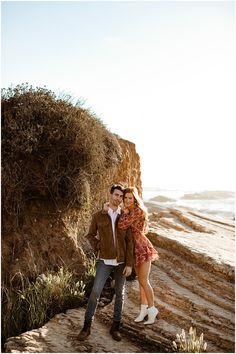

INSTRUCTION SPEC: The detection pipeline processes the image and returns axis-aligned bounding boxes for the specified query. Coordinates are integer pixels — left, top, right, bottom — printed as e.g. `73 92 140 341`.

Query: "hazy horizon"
142 186 235 192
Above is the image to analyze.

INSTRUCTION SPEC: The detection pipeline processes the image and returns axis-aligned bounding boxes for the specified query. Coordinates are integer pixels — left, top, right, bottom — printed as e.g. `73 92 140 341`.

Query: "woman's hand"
123 266 132 277
123 207 130 214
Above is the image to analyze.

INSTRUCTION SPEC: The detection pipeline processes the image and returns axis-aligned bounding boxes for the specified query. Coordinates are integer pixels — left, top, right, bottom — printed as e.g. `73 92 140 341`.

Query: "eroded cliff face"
113 138 142 193
2 137 142 282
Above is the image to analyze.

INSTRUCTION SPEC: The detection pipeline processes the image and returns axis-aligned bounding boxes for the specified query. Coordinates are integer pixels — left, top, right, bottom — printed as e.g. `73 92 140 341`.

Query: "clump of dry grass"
172 327 207 353
1 84 122 216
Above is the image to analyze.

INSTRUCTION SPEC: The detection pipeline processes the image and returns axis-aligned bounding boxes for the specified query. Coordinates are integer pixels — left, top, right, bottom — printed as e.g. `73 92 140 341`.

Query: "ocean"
143 188 235 220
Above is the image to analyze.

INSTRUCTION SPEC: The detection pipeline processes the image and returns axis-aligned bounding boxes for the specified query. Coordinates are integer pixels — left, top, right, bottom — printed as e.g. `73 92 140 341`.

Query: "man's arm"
125 227 134 268
86 214 100 251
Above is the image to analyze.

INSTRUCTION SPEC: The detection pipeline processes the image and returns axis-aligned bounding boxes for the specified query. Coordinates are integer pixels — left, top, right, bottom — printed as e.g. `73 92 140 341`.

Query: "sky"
1 0 235 191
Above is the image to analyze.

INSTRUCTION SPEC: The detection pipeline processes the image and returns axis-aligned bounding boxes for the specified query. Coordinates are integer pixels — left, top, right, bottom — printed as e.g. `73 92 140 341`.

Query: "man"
78 184 134 342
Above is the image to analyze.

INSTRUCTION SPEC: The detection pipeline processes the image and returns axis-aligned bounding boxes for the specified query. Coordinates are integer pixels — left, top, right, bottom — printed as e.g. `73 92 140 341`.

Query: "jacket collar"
101 206 121 215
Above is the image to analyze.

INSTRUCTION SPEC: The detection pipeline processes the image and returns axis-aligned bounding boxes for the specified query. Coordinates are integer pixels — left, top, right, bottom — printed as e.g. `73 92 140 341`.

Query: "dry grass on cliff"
1 84 122 216
1 267 91 347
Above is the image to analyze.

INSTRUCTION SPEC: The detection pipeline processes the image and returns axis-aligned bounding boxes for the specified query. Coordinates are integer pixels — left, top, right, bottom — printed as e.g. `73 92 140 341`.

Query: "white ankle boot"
134 304 148 322
144 306 158 325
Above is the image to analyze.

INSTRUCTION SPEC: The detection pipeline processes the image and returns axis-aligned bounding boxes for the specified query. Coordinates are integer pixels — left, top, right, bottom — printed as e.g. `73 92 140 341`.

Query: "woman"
118 186 159 325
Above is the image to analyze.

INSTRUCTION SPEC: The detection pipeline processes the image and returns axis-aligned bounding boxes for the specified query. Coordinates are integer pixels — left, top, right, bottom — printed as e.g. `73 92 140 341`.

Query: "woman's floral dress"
118 205 158 266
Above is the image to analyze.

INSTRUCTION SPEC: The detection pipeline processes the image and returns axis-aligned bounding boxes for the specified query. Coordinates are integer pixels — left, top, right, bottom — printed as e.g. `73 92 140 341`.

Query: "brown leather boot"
109 320 122 341
77 320 92 341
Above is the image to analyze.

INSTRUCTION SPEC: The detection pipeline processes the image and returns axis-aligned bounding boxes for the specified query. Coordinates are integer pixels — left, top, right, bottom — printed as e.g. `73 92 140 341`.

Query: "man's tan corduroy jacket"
86 210 134 267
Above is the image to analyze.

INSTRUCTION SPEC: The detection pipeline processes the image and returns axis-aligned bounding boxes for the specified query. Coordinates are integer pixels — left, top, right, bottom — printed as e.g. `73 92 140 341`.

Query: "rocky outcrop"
113 138 142 194
2 137 141 282
4 308 154 353
5 207 235 353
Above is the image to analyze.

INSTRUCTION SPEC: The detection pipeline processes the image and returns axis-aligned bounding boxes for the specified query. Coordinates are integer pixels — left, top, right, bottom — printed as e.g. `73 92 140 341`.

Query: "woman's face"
123 192 135 208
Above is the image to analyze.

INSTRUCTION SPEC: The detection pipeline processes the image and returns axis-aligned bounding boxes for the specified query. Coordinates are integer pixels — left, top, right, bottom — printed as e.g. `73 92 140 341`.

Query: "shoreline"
144 197 235 221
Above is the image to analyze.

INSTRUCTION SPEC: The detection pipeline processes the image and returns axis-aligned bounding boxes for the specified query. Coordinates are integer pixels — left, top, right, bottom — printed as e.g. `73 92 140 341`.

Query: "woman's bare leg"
139 285 148 305
135 265 148 305
136 261 154 308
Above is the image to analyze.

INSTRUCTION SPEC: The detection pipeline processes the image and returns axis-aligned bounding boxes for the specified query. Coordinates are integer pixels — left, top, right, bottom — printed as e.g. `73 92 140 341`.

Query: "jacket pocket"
97 221 110 228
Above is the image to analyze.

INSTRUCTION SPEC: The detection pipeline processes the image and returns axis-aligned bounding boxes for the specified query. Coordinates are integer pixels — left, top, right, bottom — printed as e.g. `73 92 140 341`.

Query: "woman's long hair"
123 186 149 231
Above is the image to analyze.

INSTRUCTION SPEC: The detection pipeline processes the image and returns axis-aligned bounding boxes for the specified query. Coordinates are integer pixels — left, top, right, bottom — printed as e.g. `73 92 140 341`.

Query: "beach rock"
4 207 235 353
150 195 175 203
180 190 234 200
4 308 145 353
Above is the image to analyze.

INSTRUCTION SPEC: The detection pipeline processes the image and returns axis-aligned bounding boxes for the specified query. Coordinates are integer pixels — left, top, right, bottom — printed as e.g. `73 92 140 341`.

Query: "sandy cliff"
2 137 141 283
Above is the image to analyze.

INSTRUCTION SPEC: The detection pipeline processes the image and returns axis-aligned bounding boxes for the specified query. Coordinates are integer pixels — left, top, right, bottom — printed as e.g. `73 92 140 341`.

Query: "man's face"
109 189 124 207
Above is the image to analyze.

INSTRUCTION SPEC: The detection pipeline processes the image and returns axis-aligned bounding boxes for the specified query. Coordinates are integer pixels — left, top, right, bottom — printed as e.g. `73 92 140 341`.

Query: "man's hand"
103 202 109 211
123 266 132 277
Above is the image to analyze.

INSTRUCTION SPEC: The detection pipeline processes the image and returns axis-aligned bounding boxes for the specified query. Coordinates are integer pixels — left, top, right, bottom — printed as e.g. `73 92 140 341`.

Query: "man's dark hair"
110 184 124 194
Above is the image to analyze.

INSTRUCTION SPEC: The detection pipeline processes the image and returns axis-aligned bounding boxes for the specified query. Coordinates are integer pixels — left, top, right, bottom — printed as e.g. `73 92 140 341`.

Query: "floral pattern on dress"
118 205 158 266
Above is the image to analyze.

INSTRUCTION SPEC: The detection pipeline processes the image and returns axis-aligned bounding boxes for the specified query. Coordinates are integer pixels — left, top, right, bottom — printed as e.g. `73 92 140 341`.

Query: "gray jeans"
85 259 126 322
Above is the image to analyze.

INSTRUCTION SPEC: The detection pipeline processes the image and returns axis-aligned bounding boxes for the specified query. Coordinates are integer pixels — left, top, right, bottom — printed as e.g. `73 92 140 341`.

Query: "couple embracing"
78 184 159 342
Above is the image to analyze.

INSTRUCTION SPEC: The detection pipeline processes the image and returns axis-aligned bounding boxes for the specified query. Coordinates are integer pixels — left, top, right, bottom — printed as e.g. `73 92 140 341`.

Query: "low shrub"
1 84 122 216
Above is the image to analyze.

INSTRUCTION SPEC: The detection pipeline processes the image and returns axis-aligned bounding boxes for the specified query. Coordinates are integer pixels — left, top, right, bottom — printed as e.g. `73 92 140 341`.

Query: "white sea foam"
143 188 235 220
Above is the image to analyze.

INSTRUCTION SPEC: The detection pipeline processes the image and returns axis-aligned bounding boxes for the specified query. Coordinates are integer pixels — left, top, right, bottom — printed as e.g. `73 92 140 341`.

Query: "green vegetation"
1 84 122 216
85 252 97 279
1 267 94 347
172 327 207 353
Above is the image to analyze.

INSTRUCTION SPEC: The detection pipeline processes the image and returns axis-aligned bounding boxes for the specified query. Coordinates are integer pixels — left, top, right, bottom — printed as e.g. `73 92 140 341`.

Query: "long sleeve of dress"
118 207 145 229
119 206 158 266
